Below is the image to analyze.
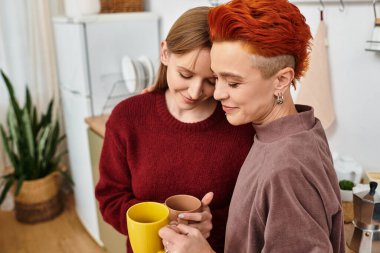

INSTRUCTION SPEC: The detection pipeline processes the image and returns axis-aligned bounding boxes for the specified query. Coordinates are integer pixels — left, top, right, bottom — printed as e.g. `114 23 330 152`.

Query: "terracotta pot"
14 170 64 224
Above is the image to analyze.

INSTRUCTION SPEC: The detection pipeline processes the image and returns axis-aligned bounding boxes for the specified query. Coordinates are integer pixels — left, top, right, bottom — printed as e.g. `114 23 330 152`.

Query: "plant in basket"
0 69 73 223
339 179 355 202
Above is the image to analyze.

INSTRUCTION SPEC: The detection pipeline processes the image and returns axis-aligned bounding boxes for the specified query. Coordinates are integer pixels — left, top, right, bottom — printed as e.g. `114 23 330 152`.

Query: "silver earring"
276 93 284 104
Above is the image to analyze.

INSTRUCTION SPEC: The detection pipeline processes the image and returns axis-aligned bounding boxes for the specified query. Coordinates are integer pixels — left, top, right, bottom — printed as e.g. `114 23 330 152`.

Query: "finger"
179 210 212 222
169 220 179 226
178 212 203 222
159 226 182 243
176 223 199 236
188 219 212 233
147 85 155 92
201 192 213 207
167 224 181 234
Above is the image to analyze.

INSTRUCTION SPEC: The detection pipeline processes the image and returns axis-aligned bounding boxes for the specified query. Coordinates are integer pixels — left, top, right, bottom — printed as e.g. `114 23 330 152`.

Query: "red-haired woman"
159 1 344 252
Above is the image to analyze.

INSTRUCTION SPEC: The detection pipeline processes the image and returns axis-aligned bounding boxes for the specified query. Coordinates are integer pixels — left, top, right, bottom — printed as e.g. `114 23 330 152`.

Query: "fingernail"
178 214 185 219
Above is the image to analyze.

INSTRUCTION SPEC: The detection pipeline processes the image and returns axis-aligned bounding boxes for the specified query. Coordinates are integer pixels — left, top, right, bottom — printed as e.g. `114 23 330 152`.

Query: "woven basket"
100 0 144 13
14 171 63 224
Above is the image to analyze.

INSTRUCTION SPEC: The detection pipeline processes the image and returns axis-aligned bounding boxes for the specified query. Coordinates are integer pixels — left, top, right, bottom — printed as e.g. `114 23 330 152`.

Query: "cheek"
166 69 181 89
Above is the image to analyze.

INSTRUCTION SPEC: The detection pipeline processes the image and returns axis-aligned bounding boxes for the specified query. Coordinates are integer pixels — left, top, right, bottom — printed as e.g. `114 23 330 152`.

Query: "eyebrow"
214 71 244 80
177 66 194 73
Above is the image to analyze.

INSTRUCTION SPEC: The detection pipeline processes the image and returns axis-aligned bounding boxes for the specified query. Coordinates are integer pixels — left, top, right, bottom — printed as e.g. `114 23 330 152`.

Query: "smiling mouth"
181 93 198 104
222 105 237 114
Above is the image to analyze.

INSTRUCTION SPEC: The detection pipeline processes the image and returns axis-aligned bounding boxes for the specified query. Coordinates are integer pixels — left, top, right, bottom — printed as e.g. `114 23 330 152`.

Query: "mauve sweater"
225 105 344 253
95 91 254 253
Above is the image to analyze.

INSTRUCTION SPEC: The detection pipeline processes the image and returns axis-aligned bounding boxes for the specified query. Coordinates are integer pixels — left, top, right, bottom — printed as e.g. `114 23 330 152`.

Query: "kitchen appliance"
348 181 380 252
53 13 159 244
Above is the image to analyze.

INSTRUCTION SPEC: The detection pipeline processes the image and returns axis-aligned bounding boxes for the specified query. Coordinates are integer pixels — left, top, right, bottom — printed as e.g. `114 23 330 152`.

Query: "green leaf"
7 107 19 153
14 175 26 196
25 87 32 115
1 70 22 123
37 125 51 176
0 176 14 204
39 100 53 128
44 121 59 165
0 125 16 169
21 109 35 158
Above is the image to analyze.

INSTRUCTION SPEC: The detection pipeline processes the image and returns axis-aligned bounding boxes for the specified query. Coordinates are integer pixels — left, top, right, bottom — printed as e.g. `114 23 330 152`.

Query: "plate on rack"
138 56 155 87
121 55 137 94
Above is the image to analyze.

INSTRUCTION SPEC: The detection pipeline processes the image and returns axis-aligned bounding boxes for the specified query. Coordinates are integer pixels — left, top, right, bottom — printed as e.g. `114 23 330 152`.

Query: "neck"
256 95 297 125
165 90 217 123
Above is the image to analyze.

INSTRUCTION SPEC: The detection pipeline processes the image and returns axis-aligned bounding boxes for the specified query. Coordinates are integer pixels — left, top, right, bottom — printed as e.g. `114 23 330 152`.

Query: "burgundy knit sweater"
95 91 254 253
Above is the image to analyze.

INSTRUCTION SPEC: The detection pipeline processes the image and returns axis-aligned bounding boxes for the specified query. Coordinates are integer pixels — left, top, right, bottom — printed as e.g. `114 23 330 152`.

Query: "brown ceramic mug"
165 194 202 224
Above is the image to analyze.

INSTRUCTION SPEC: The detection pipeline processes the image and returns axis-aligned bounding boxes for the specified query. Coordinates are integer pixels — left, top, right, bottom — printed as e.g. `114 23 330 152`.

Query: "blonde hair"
154 6 211 91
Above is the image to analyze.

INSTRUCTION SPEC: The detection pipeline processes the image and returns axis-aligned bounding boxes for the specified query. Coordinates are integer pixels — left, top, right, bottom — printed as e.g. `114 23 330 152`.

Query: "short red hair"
208 0 312 80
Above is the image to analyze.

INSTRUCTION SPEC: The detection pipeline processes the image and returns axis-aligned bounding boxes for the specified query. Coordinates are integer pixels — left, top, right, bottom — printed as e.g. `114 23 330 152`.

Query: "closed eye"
206 78 216 86
228 83 240 88
179 73 192 79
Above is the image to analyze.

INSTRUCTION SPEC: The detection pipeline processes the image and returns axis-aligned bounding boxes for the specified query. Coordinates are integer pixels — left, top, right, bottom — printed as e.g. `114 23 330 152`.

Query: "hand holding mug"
165 192 213 238
159 224 215 253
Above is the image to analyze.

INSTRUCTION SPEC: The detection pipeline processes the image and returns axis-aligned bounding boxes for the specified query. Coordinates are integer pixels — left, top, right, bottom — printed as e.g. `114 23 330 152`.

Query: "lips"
181 93 198 104
222 105 237 114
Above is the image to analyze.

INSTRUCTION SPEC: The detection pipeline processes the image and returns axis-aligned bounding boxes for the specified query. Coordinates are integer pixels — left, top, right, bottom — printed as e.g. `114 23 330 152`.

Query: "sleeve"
94 122 139 235
256 168 335 253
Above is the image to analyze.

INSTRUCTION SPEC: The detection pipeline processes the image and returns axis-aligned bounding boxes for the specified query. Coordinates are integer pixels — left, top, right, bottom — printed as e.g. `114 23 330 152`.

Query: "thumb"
201 192 214 207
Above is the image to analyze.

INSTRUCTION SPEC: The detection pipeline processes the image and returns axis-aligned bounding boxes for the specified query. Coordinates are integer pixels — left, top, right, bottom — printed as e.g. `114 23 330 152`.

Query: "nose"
213 80 228 101
188 80 203 100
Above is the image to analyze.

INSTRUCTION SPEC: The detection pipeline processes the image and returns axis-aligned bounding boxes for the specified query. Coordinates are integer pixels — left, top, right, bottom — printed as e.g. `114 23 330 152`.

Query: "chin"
226 115 252 126
226 117 243 126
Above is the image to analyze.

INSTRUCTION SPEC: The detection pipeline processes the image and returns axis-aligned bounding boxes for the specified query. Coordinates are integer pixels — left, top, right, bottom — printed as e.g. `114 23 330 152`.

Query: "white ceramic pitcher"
334 154 363 186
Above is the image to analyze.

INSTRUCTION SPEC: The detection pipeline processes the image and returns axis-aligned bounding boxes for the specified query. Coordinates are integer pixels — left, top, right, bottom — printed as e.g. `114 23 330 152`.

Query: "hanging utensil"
339 0 345 12
366 0 380 51
319 0 325 21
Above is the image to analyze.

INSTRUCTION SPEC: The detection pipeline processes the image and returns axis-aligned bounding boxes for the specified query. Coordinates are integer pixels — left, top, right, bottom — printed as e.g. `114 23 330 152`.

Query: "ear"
160 40 169 66
273 67 294 96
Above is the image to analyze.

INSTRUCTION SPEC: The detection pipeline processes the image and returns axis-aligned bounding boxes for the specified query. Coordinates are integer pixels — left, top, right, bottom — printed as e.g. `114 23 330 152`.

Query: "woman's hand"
177 192 213 238
140 85 155 94
159 224 215 253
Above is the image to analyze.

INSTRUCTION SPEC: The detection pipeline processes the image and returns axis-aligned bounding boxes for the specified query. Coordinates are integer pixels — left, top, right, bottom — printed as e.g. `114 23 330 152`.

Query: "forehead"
210 41 254 74
172 47 211 70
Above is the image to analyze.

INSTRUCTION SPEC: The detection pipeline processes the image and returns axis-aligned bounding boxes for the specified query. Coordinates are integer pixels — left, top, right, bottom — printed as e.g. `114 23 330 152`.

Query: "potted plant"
339 179 355 202
0 69 72 223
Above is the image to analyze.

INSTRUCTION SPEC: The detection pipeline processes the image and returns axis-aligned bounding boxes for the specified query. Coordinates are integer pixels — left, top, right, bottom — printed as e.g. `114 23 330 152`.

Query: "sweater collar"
155 90 225 132
253 105 316 143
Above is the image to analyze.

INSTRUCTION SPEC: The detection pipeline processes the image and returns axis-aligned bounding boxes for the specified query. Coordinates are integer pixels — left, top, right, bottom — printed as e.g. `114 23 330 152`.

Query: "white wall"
145 0 380 172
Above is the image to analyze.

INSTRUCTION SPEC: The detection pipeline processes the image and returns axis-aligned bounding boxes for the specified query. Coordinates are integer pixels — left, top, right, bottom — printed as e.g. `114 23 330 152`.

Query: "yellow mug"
127 202 169 253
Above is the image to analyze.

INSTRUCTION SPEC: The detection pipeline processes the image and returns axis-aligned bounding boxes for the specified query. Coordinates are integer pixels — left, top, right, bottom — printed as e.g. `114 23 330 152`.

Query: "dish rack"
100 55 155 114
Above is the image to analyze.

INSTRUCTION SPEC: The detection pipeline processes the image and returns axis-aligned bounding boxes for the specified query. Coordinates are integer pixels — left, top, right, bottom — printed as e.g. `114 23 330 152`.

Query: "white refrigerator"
53 13 160 244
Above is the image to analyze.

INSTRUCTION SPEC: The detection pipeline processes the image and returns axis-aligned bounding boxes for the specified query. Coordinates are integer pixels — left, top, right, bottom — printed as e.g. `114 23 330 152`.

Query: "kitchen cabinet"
87 116 125 253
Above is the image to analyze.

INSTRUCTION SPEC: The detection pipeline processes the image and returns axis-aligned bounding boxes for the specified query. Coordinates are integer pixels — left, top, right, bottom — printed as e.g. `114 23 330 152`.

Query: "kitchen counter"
85 114 109 138
85 115 355 252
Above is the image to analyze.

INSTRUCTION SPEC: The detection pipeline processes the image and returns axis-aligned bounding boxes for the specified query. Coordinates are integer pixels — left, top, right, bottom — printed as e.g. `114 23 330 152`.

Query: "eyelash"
207 79 216 86
214 77 240 88
228 83 239 88
179 73 192 79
